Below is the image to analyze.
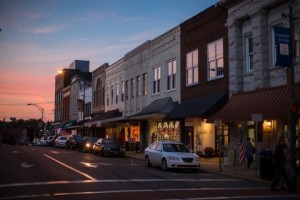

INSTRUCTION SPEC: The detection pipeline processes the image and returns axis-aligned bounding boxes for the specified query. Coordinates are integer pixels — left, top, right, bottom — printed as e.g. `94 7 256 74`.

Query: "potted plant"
204 146 215 157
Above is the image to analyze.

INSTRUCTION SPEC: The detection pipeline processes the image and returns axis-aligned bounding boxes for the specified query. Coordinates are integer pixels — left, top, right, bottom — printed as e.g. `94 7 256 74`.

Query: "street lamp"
27 103 44 121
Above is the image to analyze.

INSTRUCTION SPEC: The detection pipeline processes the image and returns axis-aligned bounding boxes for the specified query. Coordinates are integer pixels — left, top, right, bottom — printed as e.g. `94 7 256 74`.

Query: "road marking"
51 151 60 154
20 162 34 168
43 154 97 180
0 178 241 188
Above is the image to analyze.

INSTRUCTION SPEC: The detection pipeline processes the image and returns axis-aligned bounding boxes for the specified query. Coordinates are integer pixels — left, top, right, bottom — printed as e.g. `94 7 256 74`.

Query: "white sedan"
55 136 67 148
144 141 200 171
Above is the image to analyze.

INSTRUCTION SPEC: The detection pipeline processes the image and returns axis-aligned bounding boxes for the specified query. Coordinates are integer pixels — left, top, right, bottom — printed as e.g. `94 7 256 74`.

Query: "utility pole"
286 0 297 189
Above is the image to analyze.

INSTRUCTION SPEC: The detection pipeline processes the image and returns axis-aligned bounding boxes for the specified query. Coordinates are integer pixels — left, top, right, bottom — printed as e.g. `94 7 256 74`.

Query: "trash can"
259 149 273 180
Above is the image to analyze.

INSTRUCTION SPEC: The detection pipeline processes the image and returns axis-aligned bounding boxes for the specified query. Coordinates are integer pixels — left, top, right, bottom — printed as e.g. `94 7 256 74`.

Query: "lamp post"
286 0 297 189
27 103 44 121
28 103 45 137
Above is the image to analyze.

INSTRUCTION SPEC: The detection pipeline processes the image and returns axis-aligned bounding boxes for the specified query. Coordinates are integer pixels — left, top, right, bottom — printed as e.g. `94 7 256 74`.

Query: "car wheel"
145 156 152 167
161 158 168 171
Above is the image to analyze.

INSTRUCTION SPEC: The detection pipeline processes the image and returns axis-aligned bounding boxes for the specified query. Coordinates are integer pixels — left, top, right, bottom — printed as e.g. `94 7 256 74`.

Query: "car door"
152 142 163 165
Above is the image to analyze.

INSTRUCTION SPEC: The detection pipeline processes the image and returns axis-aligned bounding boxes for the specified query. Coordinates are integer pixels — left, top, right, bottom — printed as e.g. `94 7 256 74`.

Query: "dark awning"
164 92 228 120
61 120 77 130
130 97 177 119
208 85 300 122
91 109 122 122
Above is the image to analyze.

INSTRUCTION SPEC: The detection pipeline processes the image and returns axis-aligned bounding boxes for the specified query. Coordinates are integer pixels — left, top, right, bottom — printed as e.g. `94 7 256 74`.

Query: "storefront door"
185 126 194 150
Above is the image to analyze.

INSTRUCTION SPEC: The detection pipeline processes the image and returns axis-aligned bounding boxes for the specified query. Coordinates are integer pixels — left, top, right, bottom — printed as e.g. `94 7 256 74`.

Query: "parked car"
82 137 98 153
32 137 40 146
144 141 200 171
46 136 54 146
93 138 125 157
40 136 48 146
55 136 67 148
65 135 84 150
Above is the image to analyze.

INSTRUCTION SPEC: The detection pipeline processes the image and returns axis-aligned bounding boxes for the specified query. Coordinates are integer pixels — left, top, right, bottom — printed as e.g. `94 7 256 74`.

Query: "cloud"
31 24 66 34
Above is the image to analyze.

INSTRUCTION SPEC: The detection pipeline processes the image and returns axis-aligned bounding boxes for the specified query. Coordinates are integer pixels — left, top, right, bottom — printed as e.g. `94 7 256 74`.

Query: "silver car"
144 141 200 171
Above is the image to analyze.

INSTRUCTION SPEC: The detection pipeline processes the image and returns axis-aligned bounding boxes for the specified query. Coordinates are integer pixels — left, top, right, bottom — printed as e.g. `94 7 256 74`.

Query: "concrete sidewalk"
126 151 270 183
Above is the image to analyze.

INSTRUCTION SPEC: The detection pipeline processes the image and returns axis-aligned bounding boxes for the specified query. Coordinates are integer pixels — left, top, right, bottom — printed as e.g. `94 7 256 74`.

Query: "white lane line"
43 154 97 180
0 178 241 188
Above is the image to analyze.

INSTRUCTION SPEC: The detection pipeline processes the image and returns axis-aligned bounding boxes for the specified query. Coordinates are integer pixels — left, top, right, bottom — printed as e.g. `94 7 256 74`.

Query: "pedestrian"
245 137 254 168
270 136 293 191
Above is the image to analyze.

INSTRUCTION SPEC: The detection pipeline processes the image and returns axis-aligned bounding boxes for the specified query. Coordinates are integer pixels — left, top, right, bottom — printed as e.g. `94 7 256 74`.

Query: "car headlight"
168 156 179 161
194 156 200 161
86 143 90 147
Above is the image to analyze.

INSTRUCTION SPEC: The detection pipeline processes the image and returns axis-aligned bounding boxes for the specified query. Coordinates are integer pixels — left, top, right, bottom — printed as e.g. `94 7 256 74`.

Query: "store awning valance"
61 120 77 130
164 92 228 120
130 97 177 119
208 85 300 122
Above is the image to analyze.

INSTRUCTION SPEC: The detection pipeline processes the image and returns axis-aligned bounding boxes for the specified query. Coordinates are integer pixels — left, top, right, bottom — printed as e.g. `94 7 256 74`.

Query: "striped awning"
209 85 300 122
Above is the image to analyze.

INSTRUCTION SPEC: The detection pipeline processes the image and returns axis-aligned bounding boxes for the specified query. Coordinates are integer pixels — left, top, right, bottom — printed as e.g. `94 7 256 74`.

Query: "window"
125 81 128 100
142 73 147 96
186 49 198 85
208 39 224 80
130 78 135 98
115 81 119 104
245 36 253 71
153 66 161 94
111 82 113 105
121 81 124 102
167 59 176 90
136 76 141 96
106 85 109 106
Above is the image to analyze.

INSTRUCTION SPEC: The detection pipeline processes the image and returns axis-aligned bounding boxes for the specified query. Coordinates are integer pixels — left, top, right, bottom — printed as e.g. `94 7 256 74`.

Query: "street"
0 145 299 200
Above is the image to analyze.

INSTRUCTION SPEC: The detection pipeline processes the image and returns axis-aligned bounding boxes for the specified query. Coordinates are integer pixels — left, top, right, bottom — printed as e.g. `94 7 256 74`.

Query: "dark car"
65 135 84 150
82 137 98 153
93 138 125 157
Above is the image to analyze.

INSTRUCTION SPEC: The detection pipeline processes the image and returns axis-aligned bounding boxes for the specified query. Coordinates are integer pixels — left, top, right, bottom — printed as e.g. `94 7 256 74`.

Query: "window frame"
152 65 161 95
186 49 199 86
166 59 176 91
207 38 224 81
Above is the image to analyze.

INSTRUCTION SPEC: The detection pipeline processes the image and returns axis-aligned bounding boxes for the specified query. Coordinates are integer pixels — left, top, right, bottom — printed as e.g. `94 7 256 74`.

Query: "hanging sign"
274 26 292 67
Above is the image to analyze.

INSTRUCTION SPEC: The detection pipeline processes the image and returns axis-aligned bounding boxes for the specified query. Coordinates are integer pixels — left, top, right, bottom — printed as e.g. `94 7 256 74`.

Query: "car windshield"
163 143 190 153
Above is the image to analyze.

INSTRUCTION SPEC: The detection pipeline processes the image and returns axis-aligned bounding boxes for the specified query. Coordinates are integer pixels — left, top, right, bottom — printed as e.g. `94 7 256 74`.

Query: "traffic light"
292 103 300 116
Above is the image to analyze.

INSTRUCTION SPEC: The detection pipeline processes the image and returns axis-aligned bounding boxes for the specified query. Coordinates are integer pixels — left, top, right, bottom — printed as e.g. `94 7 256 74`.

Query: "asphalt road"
0 145 299 200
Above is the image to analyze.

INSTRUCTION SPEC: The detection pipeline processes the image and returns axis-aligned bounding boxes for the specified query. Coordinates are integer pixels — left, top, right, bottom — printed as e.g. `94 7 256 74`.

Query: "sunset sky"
0 0 218 122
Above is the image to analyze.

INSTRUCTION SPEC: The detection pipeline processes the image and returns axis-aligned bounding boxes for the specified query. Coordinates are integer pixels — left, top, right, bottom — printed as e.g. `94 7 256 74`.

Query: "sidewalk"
126 151 270 183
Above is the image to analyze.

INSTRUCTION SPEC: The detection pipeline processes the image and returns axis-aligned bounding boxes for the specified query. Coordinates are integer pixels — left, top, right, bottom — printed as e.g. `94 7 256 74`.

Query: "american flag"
238 131 246 165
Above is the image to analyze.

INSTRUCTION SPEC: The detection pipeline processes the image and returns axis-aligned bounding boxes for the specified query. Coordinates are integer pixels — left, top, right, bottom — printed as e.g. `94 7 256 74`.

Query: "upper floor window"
130 78 135 98
167 59 176 90
208 38 224 80
245 36 253 71
142 73 147 96
106 85 109 106
186 49 198 86
153 65 161 94
125 81 128 100
115 81 119 104
136 76 141 96
121 81 124 102
111 83 114 105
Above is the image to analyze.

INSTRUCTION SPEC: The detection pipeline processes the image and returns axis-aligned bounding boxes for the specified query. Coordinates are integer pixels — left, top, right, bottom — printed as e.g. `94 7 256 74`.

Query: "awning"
208 85 300 122
164 92 228 120
130 97 177 119
61 120 77 130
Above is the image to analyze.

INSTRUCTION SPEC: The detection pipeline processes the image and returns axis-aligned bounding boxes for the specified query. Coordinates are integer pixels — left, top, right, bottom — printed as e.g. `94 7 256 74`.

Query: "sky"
0 0 218 122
